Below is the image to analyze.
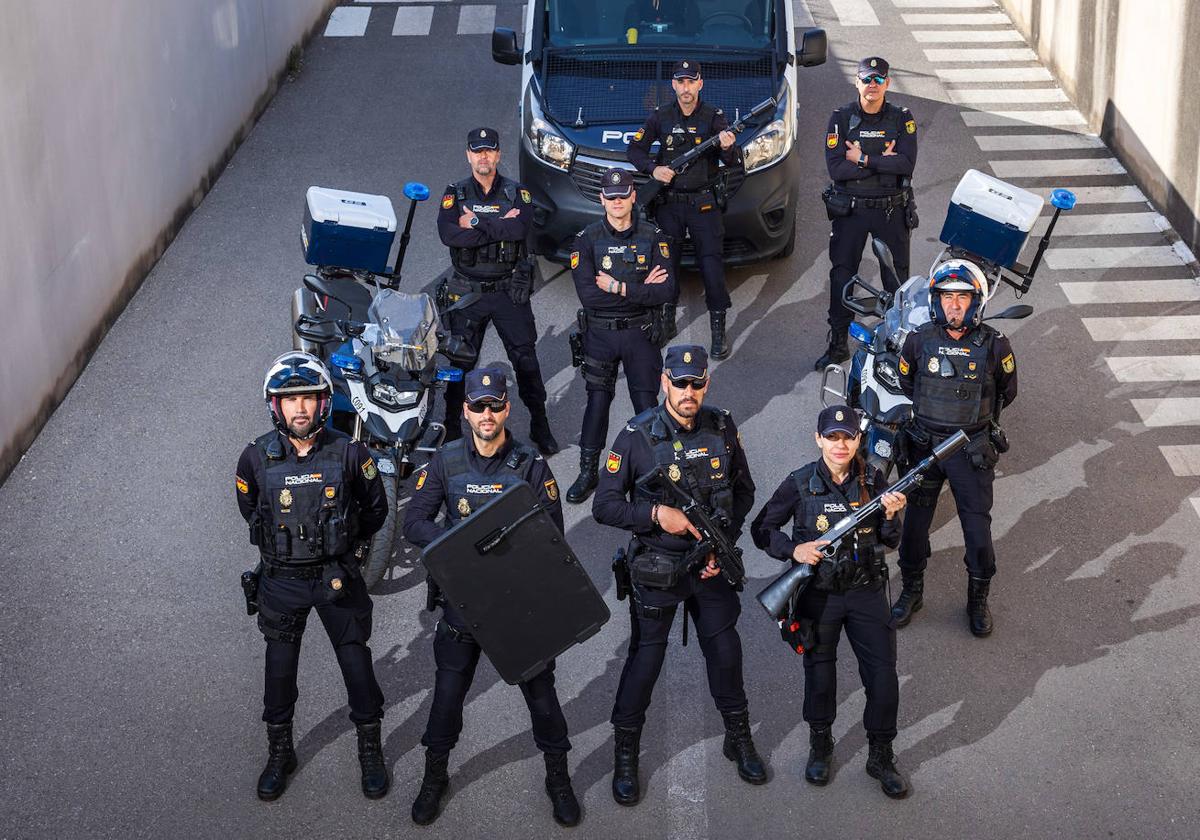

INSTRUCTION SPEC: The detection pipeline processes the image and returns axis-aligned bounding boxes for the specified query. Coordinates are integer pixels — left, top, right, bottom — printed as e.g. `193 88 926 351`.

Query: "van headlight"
524 85 574 171
743 83 794 173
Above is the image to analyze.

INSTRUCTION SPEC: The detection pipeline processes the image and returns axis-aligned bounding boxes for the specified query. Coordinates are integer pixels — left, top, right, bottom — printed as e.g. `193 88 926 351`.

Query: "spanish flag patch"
827 132 838 149
236 476 249 494
415 470 427 490
898 356 910 376
441 194 454 209
606 451 622 473
570 251 580 269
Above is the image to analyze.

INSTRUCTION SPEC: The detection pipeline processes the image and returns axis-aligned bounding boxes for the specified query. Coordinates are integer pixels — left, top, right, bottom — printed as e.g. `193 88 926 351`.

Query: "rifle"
637 96 778 209
756 430 969 618
635 464 746 591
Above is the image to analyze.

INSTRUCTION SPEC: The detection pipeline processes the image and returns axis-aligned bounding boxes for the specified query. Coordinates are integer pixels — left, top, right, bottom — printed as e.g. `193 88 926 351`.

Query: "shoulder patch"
520 188 532 204
633 128 644 141
1001 353 1015 374
415 470 427 490
570 251 580 269
442 193 454 209
362 459 377 480
659 242 670 259
898 356 910 376
827 132 838 149
905 119 916 135
606 451 623 473
236 476 249 494
544 478 559 501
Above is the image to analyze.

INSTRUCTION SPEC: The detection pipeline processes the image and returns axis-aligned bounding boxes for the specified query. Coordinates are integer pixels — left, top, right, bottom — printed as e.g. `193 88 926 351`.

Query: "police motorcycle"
821 170 1077 478
291 183 476 588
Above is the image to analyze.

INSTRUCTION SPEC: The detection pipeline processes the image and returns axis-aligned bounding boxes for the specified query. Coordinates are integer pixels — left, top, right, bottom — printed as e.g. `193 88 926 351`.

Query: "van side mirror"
492 27 521 65
798 28 827 67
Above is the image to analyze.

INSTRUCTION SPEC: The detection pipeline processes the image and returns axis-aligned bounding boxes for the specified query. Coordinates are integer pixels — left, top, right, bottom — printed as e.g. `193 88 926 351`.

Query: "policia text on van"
492 0 826 265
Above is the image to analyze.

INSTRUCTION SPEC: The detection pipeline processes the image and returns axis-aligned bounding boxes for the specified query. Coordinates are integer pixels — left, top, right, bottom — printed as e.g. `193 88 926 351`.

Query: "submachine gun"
756 430 969 618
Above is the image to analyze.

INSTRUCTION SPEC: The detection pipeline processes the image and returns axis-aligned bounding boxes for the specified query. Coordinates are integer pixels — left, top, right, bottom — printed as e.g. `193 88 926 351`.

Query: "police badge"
279 488 293 509
816 514 829 533
602 255 612 270
667 463 682 482
458 498 471 516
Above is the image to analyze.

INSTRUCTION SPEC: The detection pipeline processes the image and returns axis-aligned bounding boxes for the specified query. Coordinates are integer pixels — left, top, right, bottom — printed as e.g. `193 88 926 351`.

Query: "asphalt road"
3 1 1199 838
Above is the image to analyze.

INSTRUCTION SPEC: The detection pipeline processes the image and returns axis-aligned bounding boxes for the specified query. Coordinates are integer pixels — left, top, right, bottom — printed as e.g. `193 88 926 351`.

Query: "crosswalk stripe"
937 67 1052 82
974 134 1104 151
1193 498 1200 518
325 6 372 36
893 0 996 7
1130 398 1200 428
793 0 816 27
829 0 880 26
1048 185 1147 204
950 88 1067 104
1060 279 1200 305
1106 356 1200 382
393 6 434 34
1082 315 1200 341
989 158 1126 178
1050 247 1185 271
1159 445 1200 476
913 30 1020 42
961 109 1087 128
457 5 496 34
1037 212 1163 237
359 0 451 3
904 12 1010 24
925 47 1037 61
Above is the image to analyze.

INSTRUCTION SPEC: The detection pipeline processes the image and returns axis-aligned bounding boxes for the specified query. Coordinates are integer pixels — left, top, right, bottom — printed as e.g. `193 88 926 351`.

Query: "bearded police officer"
892 261 1017 636
628 60 740 360
566 168 676 505
402 367 579 827
816 56 918 369
438 127 559 456
235 352 390 802
593 345 765 804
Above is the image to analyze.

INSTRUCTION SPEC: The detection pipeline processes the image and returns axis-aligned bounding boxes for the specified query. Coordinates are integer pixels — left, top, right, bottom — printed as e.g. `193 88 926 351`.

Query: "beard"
287 415 315 438
471 421 502 442
668 394 699 418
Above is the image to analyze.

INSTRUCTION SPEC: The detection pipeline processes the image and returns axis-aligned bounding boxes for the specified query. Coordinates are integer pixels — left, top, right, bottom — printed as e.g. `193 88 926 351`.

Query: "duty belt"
838 191 908 210
586 311 653 330
262 560 337 580
455 273 511 293
661 187 714 203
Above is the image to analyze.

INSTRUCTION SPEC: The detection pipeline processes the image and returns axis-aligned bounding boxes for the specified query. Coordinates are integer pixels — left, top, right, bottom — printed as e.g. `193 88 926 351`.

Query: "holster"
569 330 585 368
612 546 632 601
822 185 853 220
712 175 729 212
435 277 451 312
425 574 444 612
989 420 1010 454
241 567 260 616
904 188 919 230
652 302 677 347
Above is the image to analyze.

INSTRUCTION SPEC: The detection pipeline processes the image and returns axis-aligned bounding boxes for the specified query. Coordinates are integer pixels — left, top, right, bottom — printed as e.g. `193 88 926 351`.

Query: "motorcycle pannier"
302 186 397 274
938 170 1043 269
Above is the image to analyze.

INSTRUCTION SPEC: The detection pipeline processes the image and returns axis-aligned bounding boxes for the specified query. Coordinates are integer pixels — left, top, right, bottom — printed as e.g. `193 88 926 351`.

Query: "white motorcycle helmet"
927 259 989 328
262 351 333 439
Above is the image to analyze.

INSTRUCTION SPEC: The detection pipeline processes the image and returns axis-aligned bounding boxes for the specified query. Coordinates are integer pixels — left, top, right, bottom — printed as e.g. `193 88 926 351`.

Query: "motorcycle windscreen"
367 290 440 370
422 482 610 684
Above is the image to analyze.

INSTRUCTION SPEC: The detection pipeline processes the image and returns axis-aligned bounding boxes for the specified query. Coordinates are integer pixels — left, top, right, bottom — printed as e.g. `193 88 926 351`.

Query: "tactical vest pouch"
321 562 350 604
822 186 853 220
272 526 292 558
779 613 815 656
628 551 682 590
966 434 999 471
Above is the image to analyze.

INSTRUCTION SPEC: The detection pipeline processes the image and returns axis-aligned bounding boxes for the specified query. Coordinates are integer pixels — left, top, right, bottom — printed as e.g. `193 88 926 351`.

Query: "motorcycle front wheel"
361 472 398 589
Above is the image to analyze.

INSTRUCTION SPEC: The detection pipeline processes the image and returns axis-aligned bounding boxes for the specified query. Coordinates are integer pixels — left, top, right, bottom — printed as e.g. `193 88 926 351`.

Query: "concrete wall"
999 0 1200 258
0 0 334 479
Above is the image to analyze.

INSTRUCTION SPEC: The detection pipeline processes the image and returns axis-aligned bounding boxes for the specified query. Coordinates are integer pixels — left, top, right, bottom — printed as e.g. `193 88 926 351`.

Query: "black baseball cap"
671 59 701 80
857 57 889 79
663 345 708 380
817 405 860 437
600 168 636 199
464 367 507 402
467 127 500 151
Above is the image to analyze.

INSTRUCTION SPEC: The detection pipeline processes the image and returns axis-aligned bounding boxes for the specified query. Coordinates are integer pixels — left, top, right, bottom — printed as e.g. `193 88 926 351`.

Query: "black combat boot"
355 721 389 800
256 723 298 801
543 752 582 827
709 310 731 360
813 329 849 370
566 448 601 504
410 749 450 825
530 410 561 456
967 577 994 637
804 726 834 786
890 574 924 628
611 725 642 806
721 710 768 785
866 737 910 799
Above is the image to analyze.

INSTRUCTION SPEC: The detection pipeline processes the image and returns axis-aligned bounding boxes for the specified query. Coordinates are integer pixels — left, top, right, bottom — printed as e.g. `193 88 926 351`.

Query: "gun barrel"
756 562 815 618
932 429 970 462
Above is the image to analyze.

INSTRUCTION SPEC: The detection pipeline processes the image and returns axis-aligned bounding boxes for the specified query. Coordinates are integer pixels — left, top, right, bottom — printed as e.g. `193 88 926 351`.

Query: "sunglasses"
466 399 508 414
667 376 709 391
859 74 887 85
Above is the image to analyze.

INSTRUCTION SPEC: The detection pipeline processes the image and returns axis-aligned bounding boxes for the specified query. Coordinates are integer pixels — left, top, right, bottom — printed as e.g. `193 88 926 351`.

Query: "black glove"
508 259 534 305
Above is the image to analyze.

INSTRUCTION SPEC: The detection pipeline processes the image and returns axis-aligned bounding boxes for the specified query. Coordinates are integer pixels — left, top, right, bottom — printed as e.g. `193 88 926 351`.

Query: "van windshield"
549 0 774 48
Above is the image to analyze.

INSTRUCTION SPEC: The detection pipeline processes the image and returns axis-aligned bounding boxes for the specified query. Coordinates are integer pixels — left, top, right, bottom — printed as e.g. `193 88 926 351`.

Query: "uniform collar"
854 98 888 119
815 457 860 492
470 174 502 199
281 428 329 458
466 429 514 461
603 217 637 239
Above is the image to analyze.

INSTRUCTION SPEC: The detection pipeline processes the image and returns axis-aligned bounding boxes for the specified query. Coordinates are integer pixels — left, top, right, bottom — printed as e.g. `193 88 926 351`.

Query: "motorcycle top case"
938 169 1044 269
302 186 397 273
422 482 610 685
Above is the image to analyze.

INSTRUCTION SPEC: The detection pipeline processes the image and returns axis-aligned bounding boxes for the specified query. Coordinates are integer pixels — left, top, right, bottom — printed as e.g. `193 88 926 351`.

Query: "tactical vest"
788 462 885 591
582 219 660 317
254 431 354 564
632 405 735 525
833 100 908 195
440 438 539 527
659 101 719 192
448 176 527 280
912 324 997 433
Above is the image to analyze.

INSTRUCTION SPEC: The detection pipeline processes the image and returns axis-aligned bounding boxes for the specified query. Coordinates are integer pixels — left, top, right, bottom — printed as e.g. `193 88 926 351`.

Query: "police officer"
628 60 741 360
402 367 579 827
234 352 390 802
892 260 1018 636
438 127 559 456
816 56 919 370
750 405 909 798
566 168 676 505
593 345 765 804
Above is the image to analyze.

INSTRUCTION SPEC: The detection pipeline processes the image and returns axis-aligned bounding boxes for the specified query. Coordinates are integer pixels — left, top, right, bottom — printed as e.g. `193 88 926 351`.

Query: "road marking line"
793 0 816 27
1106 356 1200 382
1060 279 1200 304
325 6 372 36
457 5 496 34
1082 315 1200 341
893 0 996 6
974 134 1104 151
925 47 1037 61
950 88 1068 104
393 6 433 34
904 12 1010 24
1036 212 1163 237
1160 445 1200 477
989 158 1126 178
937 66 1052 82
1192 498 1200 518
1050 247 1185 271
829 0 880 26
914 29 1022 42
1045 185 1147 204
1130 398 1200 428
961 109 1087 128
358 0 451 4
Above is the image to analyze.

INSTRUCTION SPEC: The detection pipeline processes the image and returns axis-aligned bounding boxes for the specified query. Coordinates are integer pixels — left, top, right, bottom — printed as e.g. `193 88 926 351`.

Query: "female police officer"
750 405 910 798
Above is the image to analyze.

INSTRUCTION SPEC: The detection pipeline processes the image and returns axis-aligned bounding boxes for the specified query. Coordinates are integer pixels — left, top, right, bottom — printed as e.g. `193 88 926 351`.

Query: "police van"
491 0 826 265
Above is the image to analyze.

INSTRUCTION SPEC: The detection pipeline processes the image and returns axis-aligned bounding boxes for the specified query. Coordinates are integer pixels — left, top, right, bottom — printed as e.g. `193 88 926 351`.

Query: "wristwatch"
469 215 479 227
857 154 868 169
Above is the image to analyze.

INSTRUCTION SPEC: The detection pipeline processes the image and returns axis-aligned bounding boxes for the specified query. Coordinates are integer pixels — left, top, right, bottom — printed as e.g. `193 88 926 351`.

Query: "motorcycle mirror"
986 304 1034 321
303 273 349 309
404 182 430 202
871 237 900 289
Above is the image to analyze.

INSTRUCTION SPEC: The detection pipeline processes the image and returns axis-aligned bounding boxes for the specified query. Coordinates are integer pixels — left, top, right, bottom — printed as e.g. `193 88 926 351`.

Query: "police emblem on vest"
255 432 354 564
912 324 997 432
440 439 540 527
